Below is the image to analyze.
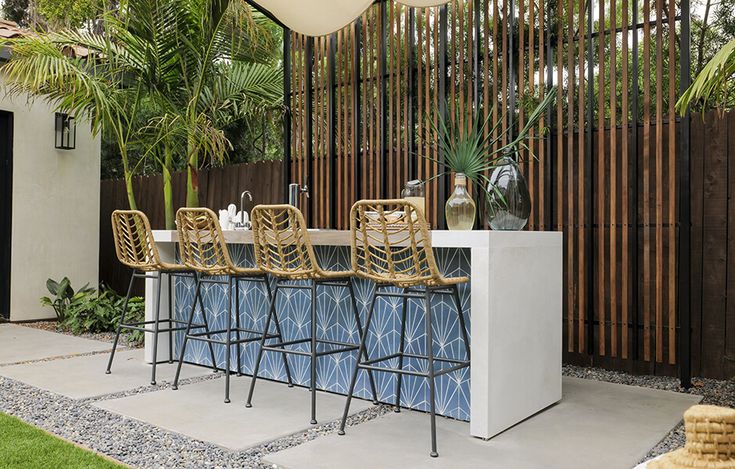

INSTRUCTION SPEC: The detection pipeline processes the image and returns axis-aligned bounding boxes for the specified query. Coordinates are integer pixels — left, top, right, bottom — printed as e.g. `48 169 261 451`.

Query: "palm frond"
677 38 735 114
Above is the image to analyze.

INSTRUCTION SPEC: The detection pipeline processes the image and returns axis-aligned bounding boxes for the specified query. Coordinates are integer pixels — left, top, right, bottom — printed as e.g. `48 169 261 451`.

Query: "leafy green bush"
40 277 95 322
40 279 145 346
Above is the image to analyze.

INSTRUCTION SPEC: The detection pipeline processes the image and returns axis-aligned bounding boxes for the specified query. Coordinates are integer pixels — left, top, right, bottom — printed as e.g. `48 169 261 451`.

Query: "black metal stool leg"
347 279 379 405
425 288 438 458
224 277 233 403
234 278 243 376
246 284 279 407
394 288 409 412
106 271 136 374
310 280 318 424
195 275 218 371
451 285 471 361
265 279 293 387
339 287 379 435
167 273 174 364
173 277 202 390
150 272 163 385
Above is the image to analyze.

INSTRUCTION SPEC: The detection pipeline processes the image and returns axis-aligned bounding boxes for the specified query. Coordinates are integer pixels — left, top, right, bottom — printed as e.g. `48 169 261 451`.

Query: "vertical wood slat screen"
287 0 682 373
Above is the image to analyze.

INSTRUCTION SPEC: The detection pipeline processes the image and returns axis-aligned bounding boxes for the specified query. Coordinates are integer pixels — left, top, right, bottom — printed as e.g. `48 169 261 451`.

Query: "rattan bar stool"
107 210 217 385
338 199 471 458
172 207 292 403
246 204 378 424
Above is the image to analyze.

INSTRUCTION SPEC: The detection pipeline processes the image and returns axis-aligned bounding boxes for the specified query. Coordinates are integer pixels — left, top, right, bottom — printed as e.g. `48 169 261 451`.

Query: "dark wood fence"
99 160 284 295
690 112 735 379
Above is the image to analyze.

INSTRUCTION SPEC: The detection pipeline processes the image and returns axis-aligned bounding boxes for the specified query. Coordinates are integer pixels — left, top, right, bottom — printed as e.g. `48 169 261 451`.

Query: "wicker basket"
649 405 735 469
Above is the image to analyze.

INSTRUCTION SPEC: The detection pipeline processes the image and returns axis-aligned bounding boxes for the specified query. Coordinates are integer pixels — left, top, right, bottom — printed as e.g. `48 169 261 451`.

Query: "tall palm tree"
1 0 283 227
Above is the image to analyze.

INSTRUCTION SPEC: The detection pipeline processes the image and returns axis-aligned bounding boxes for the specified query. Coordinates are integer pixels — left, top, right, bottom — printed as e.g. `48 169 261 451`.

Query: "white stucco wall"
0 77 101 321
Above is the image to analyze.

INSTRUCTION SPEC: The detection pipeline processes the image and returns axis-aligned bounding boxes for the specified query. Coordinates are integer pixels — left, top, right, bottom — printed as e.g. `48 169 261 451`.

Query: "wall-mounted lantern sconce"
55 113 76 150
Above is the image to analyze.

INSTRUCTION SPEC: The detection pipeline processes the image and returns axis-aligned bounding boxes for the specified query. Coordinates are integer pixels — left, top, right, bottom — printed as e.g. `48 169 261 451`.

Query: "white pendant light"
253 0 452 37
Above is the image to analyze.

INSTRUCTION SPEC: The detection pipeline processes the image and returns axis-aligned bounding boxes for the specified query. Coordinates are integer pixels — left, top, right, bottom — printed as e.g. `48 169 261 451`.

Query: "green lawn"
0 412 126 469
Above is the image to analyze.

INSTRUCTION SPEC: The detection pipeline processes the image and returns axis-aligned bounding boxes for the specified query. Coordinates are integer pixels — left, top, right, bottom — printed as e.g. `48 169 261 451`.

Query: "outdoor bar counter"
146 228 562 439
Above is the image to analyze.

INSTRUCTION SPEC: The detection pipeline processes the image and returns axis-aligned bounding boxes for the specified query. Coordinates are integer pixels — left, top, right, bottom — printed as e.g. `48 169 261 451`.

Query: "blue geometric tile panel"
173 244 471 421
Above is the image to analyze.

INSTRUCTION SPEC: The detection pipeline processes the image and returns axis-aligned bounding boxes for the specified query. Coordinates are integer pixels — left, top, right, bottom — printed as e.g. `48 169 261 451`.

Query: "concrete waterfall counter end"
147 229 562 439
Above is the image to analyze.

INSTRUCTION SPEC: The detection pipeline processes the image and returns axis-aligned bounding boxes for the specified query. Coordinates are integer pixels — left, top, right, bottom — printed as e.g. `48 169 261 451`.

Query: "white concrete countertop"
153 228 559 248
150 228 563 440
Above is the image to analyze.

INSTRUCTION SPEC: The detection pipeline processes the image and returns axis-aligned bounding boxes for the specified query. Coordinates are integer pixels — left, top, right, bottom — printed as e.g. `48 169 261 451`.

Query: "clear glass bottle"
401 179 425 217
485 155 531 230
445 173 476 230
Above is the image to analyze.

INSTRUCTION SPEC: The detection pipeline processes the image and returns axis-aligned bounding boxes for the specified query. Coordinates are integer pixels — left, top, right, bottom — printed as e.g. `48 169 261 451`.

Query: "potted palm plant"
424 86 557 230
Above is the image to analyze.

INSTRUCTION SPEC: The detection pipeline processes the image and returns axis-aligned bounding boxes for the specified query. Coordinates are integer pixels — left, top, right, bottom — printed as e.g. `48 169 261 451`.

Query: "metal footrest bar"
357 360 469 378
186 329 277 346
357 352 470 378
262 338 359 357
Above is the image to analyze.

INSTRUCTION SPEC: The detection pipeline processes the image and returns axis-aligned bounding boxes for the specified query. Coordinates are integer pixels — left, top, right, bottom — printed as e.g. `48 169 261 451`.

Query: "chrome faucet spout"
238 190 252 227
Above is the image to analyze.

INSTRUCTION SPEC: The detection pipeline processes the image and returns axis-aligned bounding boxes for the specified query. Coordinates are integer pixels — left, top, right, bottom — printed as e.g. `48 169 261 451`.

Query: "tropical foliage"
677 38 735 114
1 0 283 227
425 87 558 197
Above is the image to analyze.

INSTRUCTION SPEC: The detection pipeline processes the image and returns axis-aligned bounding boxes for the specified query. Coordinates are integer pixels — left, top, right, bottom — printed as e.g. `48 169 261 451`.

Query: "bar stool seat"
338 199 471 458
246 204 378 425
106 210 217 385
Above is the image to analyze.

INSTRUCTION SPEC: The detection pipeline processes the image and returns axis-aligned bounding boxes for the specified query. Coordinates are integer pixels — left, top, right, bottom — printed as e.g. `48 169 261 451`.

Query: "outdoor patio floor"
264 377 701 469
0 323 703 468
0 348 212 399
0 323 111 364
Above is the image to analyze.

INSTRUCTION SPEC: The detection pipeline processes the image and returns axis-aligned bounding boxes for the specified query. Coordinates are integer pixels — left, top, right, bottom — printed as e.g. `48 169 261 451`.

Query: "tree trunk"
696 0 712 74
186 130 200 207
120 147 137 210
162 145 174 229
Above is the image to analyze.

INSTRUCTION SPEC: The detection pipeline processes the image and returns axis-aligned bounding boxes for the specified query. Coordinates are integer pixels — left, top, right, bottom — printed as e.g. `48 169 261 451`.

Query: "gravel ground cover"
563 365 734 463
21 321 142 348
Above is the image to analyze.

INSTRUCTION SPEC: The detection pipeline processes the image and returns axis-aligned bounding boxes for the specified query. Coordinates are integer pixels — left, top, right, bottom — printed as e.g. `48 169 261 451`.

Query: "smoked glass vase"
445 173 476 230
485 156 531 230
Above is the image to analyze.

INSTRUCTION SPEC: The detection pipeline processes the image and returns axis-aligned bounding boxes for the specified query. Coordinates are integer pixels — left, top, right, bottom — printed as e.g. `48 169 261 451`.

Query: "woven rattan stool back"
250 204 319 279
176 207 235 275
350 199 441 287
111 210 161 271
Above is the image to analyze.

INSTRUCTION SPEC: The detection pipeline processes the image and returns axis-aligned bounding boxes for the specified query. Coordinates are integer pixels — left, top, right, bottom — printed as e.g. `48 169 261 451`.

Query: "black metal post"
283 30 292 203
631 0 641 360
305 37 314 226
438 6 448 229
472 0 481 110
380 1 388 198
678 0 692 389
408 8 417 180
472 0 482 229
328 33 337 228
545 1 554 231
585 0 595 356
508 0 516 142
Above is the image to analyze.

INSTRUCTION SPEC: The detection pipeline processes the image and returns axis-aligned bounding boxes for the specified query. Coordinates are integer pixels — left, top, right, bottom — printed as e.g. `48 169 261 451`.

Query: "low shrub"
40 279 145 346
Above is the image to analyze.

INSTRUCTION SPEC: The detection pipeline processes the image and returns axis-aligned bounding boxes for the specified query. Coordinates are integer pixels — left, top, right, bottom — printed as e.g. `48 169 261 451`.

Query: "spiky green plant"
424 86 558 196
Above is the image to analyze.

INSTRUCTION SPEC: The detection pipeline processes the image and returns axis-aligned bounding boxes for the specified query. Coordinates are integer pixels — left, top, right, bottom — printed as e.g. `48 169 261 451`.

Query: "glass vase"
485 156 531 230
445 173 476 230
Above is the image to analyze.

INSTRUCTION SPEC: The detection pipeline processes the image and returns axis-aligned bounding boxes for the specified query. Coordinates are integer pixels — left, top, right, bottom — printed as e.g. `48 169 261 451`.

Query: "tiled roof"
0 20 89 58
0 20 25 39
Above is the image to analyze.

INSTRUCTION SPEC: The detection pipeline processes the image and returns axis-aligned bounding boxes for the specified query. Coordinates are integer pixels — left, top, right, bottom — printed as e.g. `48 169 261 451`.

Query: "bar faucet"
237 190 252 228
288 183 309 210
